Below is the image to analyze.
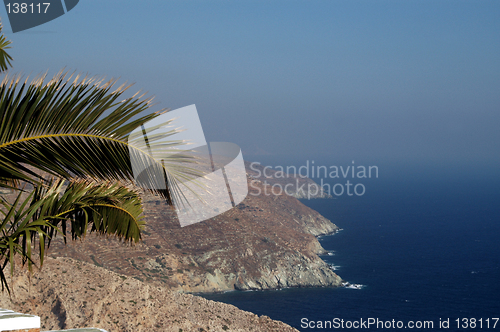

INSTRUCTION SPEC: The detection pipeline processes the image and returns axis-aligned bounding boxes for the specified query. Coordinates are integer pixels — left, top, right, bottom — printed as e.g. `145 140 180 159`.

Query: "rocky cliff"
44 164 342 293
1 257 298 332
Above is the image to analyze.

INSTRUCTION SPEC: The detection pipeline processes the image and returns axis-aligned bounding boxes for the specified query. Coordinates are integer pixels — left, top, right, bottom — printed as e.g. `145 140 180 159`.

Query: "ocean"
202 164 500 331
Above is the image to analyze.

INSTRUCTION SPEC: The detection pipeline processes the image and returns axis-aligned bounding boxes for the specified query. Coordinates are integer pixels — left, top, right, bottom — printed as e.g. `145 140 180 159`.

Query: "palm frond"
0 22 13 72
0 179 146 293
32 179 145 244
0 189 54 293
0 71 199 204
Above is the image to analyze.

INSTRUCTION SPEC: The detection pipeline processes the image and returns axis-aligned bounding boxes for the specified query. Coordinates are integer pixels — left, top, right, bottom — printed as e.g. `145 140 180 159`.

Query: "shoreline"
190 229 345 295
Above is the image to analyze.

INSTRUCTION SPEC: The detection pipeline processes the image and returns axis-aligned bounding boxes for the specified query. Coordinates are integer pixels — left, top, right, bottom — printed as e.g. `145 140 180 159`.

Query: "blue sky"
2 0 499 168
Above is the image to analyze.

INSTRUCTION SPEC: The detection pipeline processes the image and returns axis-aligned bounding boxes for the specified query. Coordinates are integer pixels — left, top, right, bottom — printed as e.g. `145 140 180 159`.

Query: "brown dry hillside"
1 163 341 331
1 256 299 332
44 165 342 293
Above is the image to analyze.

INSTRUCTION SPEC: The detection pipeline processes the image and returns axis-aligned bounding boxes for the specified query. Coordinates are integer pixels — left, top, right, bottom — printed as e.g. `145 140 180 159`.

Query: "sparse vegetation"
90 255 103 267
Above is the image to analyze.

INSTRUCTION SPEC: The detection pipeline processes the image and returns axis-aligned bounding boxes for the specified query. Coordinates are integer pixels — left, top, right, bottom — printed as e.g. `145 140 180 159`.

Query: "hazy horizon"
2 0 499 169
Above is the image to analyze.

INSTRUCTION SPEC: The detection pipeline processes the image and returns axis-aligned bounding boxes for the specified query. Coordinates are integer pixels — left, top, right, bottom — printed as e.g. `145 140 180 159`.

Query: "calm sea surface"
202 167 500 331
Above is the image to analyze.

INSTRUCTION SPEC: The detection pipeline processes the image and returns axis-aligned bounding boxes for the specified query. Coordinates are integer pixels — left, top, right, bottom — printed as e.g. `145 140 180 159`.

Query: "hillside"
45 165 342 293
1 257 298 331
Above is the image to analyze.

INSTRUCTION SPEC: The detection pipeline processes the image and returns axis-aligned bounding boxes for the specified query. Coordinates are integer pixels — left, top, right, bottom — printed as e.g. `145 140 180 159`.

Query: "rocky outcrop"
42 163 342 293
1 257 298 332
234 251 341 290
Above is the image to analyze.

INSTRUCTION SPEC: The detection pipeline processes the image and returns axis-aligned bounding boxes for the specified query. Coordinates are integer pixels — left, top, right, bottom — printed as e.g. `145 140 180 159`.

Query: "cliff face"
1 257 298 332
44 164 341 293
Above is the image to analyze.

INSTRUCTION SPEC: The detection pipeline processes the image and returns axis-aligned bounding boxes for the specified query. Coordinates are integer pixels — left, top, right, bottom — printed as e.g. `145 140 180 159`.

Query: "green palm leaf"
0 179 145 293
33 179 145 244
0 21 13 72
0 71 198 204
0 189 54 293
0 23 211 293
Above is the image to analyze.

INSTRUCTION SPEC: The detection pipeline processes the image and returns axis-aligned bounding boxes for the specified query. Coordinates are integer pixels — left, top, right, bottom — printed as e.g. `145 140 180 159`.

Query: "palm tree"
0 22 193 292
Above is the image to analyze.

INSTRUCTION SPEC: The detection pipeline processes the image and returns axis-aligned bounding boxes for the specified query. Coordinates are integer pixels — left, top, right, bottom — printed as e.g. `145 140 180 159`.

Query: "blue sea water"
202 167 500 331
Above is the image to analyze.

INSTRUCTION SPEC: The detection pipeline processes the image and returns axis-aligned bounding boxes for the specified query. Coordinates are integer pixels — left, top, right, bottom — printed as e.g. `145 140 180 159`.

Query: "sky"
2 0 499 171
